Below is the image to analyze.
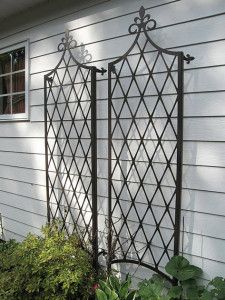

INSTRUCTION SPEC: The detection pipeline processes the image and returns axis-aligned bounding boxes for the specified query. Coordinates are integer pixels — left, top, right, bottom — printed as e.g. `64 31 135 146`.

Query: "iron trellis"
44 8 194 278
44 31 105 268
107 6 194 278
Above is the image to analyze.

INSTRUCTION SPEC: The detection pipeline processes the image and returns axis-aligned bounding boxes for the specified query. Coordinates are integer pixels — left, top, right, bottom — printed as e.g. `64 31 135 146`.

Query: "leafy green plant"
137 256 225 300
0 223 95 299
165 255 203 299
95 274 137 300
95 256 225 300
137 274 172 300
165 256 202 282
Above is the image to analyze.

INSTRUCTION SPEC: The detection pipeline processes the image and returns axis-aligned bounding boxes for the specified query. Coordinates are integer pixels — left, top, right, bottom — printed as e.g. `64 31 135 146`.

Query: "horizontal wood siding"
0 0 225 279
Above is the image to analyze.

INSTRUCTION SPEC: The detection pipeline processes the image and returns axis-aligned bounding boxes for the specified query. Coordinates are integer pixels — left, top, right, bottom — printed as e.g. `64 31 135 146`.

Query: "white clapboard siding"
0 0 225 279
0 160 225 195
1 117 225 142
29 15 225 75
0 123 222 143
1 141 225 168
2 139 225 170
0 173 225 217
0 177 47 202
0 190 47 216
29 40 225 86
30 91 225 118
29 0 225 58
2 216 42 237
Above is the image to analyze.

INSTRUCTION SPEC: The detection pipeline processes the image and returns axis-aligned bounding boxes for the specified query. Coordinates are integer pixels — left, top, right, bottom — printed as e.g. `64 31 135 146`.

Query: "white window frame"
0 40 29 121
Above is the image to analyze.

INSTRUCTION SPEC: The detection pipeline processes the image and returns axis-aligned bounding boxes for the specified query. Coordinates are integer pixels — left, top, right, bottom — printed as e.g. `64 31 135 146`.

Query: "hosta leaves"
96 289 108 300
97 275 136 300
99 280 112 296
126 290 137 300
109 275 120 291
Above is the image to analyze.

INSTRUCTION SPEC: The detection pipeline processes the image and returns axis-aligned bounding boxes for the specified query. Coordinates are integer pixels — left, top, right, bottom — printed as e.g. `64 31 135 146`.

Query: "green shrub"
0 223 95 300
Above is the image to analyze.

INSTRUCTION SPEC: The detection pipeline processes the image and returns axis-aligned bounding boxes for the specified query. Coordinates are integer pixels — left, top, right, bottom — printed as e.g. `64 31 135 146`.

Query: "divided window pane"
12 72 25 93
0 95 10 115
0 75 10 95
0 46 26 115
0 53 11 75
12 48 25 72
12 94 25 114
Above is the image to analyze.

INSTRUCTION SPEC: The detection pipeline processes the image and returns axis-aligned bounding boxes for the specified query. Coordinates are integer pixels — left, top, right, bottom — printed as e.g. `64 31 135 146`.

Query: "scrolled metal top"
129 6 156 34
57 30 77 52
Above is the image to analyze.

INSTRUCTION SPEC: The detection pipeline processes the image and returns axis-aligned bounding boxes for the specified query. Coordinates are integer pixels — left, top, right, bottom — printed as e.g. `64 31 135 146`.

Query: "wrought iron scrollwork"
57 30 77 52
129 6 156 34
107 6 195 279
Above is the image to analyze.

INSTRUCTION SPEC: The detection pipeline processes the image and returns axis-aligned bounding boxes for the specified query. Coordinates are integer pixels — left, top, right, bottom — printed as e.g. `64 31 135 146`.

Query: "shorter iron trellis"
44 31 105 268
107 6 194 279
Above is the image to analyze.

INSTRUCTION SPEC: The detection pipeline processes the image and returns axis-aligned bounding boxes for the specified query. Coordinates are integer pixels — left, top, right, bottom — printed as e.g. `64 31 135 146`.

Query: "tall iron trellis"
44 31 105 268
107 6 194 278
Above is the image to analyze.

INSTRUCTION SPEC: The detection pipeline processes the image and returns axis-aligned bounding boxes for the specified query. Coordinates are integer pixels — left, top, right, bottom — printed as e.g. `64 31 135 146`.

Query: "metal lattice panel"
44 32 105 267
107 7 194 277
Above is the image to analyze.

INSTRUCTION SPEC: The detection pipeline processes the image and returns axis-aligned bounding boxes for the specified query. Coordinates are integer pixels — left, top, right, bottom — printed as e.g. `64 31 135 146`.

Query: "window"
0 41 29 120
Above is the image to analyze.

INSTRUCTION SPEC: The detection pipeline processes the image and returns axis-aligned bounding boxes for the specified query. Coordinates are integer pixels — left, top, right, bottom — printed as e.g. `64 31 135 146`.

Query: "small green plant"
95 274 137 300
0 223 95 299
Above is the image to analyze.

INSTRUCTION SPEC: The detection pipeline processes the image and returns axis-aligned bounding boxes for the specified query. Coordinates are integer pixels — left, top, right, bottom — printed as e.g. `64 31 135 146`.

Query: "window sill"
0 113 29 122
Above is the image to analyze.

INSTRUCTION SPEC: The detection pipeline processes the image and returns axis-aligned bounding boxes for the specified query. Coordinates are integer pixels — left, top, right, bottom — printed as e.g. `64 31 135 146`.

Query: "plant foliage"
95 274 137 300
95 256 225 300
0 223 94 300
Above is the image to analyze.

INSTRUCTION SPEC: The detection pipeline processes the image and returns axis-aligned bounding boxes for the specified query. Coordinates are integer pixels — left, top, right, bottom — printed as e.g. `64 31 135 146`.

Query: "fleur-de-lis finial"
129 6 156 34
57 30 77 52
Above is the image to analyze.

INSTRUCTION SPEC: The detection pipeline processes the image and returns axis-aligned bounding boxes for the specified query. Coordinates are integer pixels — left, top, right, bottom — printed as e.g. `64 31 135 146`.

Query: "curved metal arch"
109 6 194 68
112 259 172 282
45 31 96 79
44 31 106 269
107 6 195 279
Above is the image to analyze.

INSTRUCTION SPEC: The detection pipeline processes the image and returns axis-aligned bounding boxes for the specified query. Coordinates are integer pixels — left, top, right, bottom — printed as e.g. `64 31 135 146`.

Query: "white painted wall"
0 0 225 280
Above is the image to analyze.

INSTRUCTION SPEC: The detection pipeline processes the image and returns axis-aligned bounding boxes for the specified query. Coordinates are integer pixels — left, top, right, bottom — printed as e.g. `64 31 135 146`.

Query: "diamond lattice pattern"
109 35 180 270
46 53 93 243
